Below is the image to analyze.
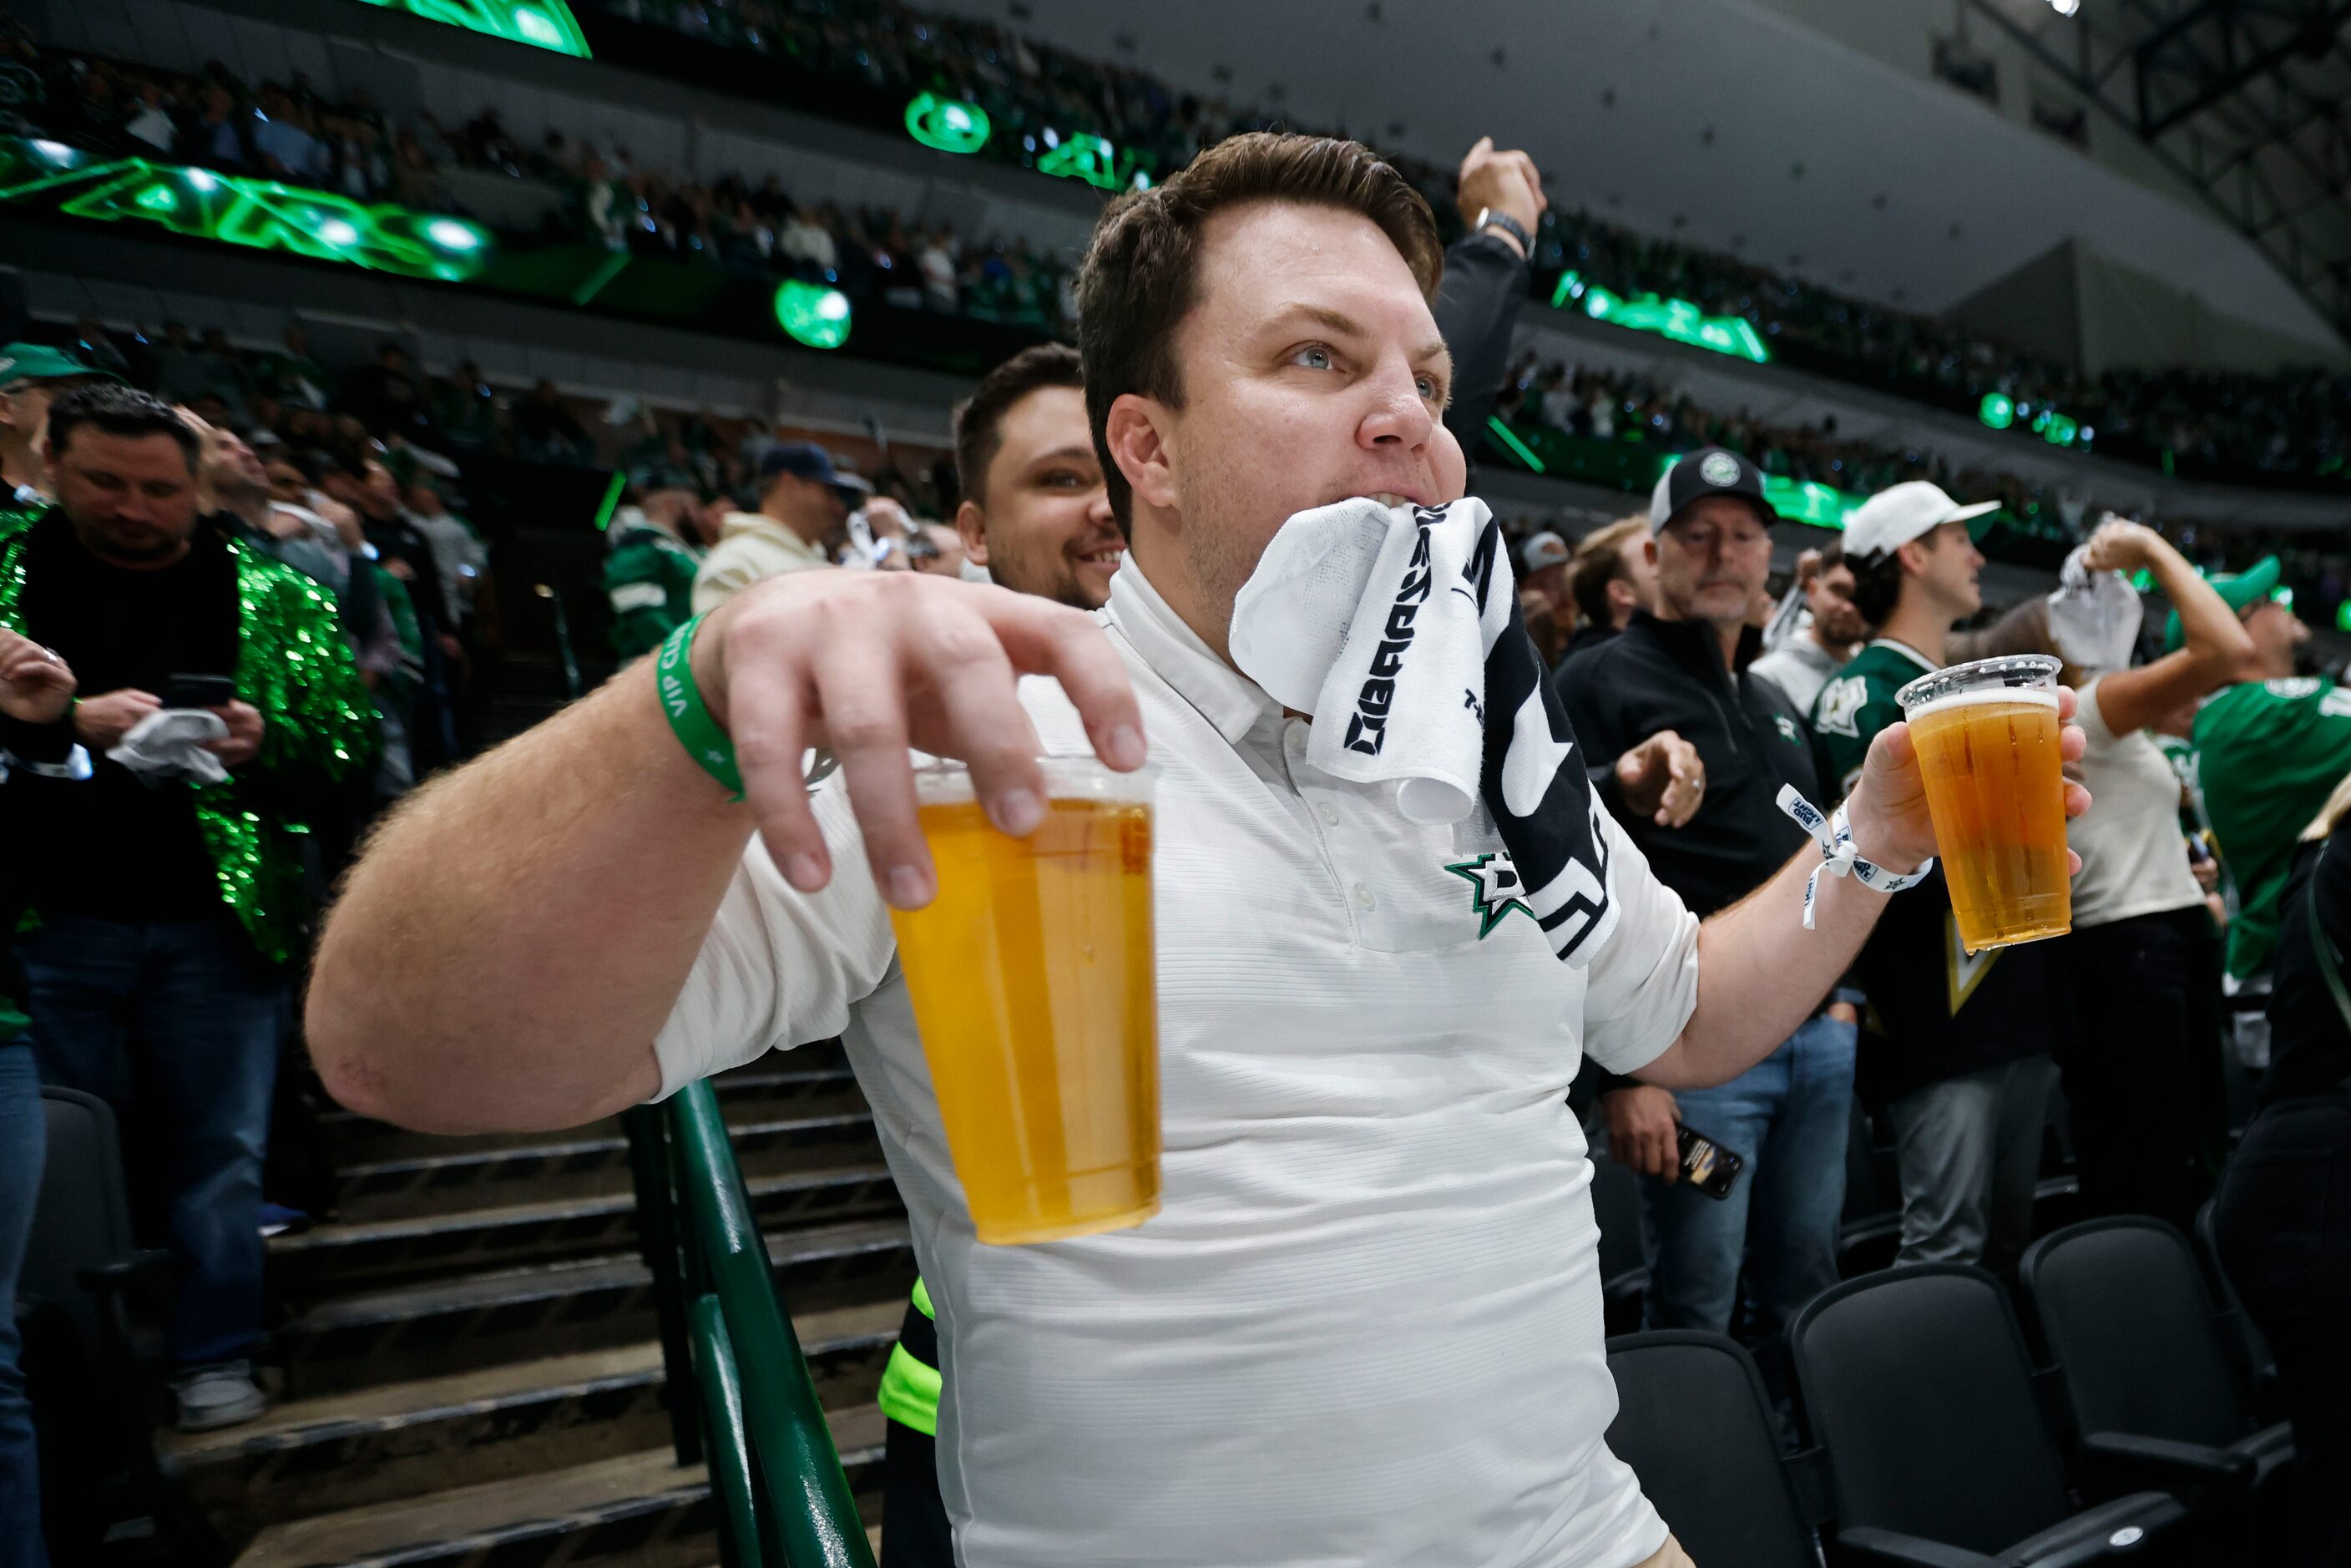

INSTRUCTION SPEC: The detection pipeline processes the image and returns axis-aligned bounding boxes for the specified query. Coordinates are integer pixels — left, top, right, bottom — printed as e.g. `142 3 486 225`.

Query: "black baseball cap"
1648 447 1776 534
759 440 873 502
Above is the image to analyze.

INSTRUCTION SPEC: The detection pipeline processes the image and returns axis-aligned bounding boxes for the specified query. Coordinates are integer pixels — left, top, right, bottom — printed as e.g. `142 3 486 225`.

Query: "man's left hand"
1844 685 2091 875
203 701 265 768
1455 136 1545 258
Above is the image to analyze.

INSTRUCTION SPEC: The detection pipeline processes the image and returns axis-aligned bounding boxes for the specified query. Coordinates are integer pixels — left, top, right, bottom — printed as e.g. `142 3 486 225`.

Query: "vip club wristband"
655 613 745 800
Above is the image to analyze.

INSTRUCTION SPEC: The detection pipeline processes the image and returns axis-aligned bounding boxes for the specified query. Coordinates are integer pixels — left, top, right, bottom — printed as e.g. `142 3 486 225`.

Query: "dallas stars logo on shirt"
1773 714 1800 745
1444 852 1534 938
1814 674 1868 739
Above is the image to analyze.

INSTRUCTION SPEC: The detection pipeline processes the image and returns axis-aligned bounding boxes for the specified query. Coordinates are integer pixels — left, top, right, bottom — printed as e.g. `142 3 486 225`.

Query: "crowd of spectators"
579 0 2351 490
7 27 1080 336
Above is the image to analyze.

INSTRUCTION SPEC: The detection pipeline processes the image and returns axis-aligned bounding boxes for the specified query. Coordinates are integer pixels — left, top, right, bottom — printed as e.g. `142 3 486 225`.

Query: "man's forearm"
1638 844 1885 1090
307 659 751 1134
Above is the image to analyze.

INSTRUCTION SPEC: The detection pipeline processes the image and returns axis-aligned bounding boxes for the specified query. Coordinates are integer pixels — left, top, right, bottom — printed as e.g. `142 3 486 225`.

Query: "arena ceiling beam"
1962 0 2351 341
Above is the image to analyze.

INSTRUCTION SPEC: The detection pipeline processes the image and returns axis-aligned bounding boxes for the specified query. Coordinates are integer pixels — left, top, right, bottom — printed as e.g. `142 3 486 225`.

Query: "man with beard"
0 342 124 528
1749 544 1864 716
0 387 370 1433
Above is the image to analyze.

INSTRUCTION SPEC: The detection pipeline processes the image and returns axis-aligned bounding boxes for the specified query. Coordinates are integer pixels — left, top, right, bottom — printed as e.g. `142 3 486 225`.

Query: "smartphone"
164 673 237 710
1676 1124 1744 1201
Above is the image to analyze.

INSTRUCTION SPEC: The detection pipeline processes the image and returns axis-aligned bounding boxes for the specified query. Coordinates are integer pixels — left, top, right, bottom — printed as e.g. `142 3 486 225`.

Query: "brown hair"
1570 517 1649 628
1074 132 1444 529
1849 549 1908 629
953 342 1084 509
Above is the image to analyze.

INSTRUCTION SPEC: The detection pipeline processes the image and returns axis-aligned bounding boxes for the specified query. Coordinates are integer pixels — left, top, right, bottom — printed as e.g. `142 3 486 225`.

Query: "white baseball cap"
1843 481 1999 563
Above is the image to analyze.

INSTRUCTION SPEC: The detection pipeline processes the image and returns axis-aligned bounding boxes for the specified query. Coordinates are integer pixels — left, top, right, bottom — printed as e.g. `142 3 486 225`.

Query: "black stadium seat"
2020 1218 2293 1525
1788 1265 2189 1566
21 1088 190 1559
1605 1332 1823 1568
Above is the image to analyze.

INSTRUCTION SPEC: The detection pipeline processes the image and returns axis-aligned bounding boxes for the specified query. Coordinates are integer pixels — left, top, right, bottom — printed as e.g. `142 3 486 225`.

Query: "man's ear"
953 498 989 567
1897 535 1931 579
1103 393 1177 514
0 390 16 434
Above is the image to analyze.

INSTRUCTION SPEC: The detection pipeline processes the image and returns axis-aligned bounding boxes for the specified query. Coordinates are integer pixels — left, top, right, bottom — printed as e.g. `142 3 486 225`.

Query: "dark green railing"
623 1080 877 1568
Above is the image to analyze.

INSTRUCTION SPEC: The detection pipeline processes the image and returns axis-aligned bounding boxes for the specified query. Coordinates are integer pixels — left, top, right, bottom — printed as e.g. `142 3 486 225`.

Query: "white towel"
108 708 230 786
1233 496 1624 967
1231 495 1511 825
2046 539 2143 677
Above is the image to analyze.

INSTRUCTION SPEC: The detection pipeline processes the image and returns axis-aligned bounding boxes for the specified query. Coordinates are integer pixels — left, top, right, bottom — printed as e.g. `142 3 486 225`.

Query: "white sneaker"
173 1362 269 1432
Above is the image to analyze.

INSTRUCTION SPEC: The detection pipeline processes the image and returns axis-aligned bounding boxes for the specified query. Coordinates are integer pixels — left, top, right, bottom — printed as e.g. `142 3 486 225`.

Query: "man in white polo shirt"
306 134 2083 1568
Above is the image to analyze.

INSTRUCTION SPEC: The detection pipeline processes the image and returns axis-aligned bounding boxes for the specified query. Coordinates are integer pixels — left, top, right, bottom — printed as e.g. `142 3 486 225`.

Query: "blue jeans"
19 916 284 1368
0 1041 48 1567
1639 1014 1857 1341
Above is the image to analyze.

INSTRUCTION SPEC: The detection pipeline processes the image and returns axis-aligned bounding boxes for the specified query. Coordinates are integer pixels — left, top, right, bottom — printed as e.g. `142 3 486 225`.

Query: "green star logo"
1444 852 1535 938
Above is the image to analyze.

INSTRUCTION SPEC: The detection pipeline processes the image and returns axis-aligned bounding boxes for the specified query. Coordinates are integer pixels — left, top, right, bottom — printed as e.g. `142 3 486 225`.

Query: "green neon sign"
21 147 493 281
904 93 991 155
1485 416 1546 473
1762 474 1864 529
1550 272 1768 363
356 0 591 56
1982 391 2088 447
1035 131 1153 192
774 279 852 349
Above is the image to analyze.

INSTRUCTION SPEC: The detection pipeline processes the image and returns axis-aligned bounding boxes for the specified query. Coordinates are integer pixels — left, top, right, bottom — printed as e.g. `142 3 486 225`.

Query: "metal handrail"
626 1080 877 1568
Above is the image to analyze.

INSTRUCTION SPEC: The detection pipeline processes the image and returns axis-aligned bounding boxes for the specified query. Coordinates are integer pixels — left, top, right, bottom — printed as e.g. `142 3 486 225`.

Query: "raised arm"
2077 518 2254 737
306 571 1141 1136
1639 692 2090 1090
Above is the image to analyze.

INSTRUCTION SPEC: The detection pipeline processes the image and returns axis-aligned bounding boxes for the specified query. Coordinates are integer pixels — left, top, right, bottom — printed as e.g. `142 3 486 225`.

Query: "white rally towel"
1231 495 1510 824
1231 495 1623 966
109 708 230 787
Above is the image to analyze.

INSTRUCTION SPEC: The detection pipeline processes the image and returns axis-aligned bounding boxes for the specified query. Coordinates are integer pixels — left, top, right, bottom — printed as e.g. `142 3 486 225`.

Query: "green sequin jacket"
0 509 378 965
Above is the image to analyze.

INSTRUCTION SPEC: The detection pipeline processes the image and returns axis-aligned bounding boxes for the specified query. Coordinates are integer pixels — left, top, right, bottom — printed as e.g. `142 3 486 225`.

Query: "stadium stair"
170 1044 912 1565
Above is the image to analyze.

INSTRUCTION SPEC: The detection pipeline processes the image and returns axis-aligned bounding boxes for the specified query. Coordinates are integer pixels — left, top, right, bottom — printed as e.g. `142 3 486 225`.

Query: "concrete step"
331 1105 884 1221
271 1159 902 1291
316 1062 859 1167
173 1299 902 1537
228 1405 887 1567
276 1218 917 1397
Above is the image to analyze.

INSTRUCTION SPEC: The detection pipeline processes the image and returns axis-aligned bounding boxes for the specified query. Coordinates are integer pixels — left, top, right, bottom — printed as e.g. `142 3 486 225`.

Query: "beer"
888 760 1160 1245
1898 656 2070 951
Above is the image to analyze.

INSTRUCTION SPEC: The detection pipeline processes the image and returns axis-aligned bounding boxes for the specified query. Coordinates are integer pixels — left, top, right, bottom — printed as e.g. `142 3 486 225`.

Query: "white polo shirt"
655 560 1701 1568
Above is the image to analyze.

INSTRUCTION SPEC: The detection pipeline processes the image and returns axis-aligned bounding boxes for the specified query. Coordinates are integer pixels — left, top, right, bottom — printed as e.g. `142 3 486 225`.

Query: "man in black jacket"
1558 448 1858 1363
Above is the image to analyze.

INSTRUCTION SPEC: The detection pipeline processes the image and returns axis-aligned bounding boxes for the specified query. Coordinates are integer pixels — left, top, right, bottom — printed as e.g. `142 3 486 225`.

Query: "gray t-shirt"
1748 636 1847 719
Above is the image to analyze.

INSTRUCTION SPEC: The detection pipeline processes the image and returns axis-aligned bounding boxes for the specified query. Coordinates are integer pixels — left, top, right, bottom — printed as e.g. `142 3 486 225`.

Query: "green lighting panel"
774 278 852 349
1550 271 1769 363
905 93 991 154
1762 474 1863 530
1979 392 2015 430
38 153 493 281
356 0 591 56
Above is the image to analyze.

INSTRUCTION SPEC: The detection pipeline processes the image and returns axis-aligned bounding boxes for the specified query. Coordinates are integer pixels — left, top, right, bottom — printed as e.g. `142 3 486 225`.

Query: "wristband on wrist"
1474 207 1532 256
1775 785 1933 930
655 613 744 801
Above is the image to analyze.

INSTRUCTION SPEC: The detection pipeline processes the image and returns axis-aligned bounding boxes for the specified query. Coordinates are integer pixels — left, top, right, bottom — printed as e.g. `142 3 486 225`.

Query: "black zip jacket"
1556 609 1823 918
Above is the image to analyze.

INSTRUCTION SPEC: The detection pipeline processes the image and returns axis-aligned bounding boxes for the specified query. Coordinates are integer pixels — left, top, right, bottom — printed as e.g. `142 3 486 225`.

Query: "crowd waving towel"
1231 496 1622 965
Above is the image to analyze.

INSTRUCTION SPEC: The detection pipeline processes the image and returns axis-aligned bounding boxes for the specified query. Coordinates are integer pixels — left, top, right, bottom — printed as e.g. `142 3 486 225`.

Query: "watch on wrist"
1474 207 1532 255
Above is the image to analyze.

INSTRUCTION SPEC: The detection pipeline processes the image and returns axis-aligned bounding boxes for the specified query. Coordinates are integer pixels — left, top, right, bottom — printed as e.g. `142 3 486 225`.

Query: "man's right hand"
1615 729 1706 827
71 688 162 750
0 629 75 724
1604 1085 1682 1181
693 569 1145 909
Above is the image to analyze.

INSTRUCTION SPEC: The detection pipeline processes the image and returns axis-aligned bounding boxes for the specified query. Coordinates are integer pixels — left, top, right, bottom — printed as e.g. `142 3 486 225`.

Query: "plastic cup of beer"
887 756 1160 1246
1895 654 2071 952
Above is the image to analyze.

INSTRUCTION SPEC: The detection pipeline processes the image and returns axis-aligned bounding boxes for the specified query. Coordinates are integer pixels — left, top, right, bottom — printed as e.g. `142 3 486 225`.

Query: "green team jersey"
2192 675 2351 981
1809 639 1936 797
604 527 701 660
1807 638 2066 1095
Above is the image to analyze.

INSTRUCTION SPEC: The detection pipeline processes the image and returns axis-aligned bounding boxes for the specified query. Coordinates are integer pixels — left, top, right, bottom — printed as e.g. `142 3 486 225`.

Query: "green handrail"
690 1294 766 1568
664 1077 877 1568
